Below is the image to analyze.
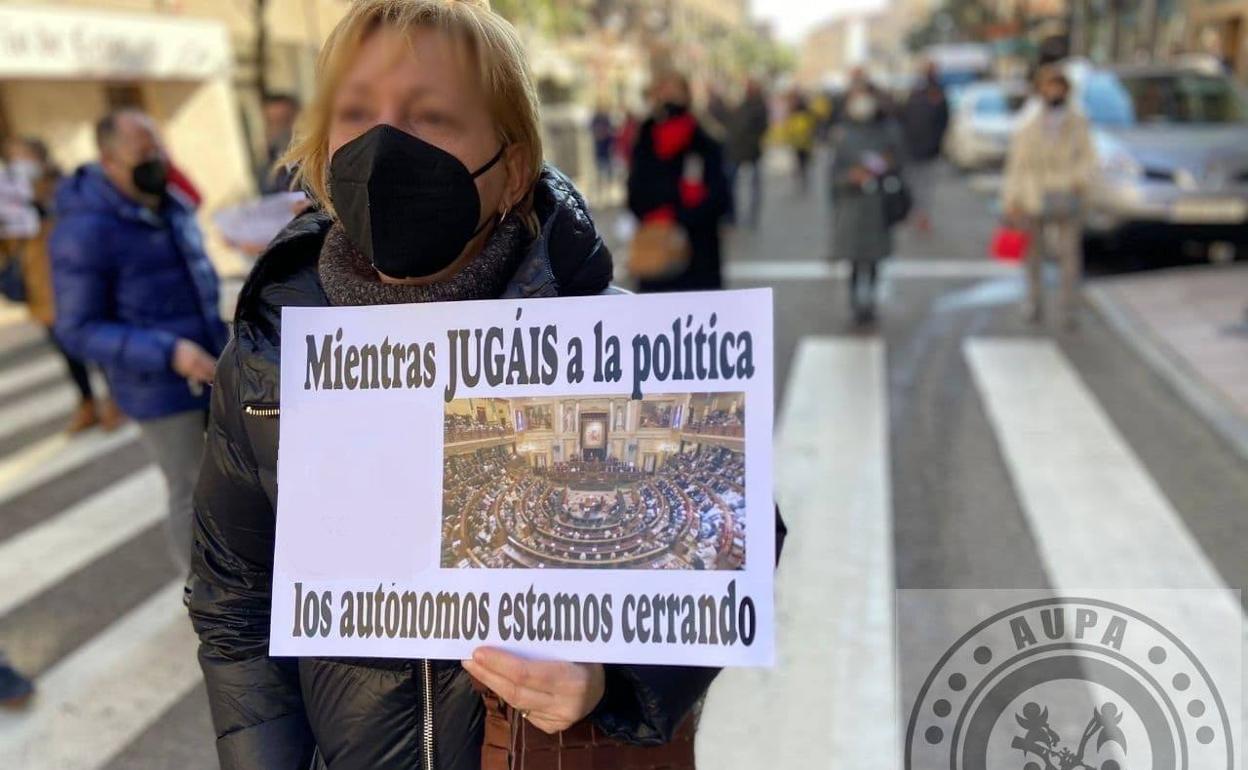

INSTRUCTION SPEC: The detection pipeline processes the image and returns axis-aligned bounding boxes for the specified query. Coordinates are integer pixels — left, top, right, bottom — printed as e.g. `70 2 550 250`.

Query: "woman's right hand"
463 648 605 735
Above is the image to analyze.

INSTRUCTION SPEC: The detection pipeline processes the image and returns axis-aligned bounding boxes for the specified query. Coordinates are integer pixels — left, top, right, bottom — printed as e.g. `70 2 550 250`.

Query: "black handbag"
881 173 913 227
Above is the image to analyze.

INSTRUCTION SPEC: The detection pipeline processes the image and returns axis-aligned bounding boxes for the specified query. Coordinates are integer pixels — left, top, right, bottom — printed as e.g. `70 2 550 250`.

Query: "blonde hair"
283 0 543 225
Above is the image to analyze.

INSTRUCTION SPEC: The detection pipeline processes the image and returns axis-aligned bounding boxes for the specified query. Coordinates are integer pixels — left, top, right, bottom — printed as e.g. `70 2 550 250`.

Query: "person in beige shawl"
1002 65 1095 328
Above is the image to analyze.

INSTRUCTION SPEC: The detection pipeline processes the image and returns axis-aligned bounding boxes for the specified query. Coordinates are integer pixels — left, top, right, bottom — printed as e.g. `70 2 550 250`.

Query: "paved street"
2 152 1247 768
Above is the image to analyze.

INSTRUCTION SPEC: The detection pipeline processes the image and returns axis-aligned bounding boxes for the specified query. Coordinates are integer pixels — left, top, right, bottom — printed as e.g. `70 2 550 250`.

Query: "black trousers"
849 261 879 315
48 330 93 401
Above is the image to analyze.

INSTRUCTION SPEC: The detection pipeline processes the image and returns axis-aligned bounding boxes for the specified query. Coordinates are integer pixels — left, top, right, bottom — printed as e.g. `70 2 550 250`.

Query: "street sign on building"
0 5 231 80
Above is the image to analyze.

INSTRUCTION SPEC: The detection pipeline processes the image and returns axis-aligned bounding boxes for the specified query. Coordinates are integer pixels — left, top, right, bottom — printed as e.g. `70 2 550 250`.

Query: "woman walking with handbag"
626 71 730 292
830 79 907 325
1002 65 1095 329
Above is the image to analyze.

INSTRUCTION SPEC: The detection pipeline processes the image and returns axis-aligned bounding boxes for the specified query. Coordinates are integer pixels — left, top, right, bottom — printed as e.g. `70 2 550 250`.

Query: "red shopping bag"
989 225 1030 262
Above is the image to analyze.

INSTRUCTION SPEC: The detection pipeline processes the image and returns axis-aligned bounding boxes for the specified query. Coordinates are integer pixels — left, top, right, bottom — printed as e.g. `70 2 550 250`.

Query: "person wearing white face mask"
1003 65 1095 329
1 137 124 433
829 80 907 325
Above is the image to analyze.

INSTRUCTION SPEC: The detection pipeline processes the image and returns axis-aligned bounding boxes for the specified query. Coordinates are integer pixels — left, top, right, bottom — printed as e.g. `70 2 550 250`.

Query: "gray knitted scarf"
318 217 529 307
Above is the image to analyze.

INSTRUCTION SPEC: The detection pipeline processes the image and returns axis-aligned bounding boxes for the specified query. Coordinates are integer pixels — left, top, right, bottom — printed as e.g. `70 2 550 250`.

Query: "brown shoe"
66 401 100 434
97 398 127 432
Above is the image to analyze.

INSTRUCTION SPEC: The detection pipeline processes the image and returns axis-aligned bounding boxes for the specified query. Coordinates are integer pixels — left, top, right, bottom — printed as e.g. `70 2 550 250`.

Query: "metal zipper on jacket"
243 404 281 417
423 659 435 770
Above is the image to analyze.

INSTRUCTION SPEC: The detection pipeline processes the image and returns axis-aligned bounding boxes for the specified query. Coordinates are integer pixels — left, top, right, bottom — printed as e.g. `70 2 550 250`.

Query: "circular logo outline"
904 596 1234 770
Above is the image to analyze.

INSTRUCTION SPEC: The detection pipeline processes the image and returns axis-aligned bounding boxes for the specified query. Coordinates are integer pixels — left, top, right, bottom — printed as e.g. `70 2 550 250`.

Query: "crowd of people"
521 405 554 430
684 408 745 437
616 63 946 321
0 0 775 760
511 482 680 569
0 108 229 704
638 402 675 428
441 444 746 571
544 457 643 487
444 411 513 442
0 35 978 729
1 109 227 576
441 448 517 567
619 58 1096 328
664 447 746 569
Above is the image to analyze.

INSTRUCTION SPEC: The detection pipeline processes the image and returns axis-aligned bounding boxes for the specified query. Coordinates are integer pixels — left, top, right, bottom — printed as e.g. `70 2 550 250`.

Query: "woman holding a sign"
186 1 726 768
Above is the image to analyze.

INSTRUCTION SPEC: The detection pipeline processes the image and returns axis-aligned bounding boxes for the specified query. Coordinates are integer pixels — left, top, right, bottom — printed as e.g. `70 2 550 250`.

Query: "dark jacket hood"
230 164 613 407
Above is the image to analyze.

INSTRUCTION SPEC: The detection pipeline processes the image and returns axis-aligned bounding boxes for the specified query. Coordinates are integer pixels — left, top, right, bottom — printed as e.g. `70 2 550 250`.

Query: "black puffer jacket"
627 114 730 293
186 169 719 769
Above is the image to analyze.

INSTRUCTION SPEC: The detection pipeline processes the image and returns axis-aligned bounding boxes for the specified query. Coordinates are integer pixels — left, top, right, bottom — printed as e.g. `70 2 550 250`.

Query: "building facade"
0 0 347 271
795 16 856 88
1069 0 1238 77
2 0 768 270
500 0 762 182
796 0 942 90
1185 0 1248 76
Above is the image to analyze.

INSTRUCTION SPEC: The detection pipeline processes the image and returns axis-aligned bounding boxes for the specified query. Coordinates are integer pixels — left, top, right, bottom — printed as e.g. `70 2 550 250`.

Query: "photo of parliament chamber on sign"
441 393 746 570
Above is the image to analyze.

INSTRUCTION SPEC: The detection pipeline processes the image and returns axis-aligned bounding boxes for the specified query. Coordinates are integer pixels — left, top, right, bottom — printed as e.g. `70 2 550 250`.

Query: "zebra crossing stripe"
0 383 80 441
0 580 201 770
965 338 1230 589
726 261 842 282
723 259 1019 283
0 354 64 402
0 423 139 507
0 305 36 333
0 319 46 371
697 336 897 769
0 467 165 616
965 337 1244 741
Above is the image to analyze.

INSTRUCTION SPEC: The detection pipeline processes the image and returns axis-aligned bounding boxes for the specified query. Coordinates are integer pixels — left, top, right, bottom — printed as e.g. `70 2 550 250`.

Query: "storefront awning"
0 5 231 80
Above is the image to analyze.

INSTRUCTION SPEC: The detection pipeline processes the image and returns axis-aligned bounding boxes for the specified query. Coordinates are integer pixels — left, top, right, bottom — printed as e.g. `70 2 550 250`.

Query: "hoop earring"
499 205 511 223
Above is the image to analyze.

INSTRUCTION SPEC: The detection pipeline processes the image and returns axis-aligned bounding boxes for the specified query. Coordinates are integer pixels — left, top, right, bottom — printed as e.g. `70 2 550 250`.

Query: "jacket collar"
232 208 560 329
231 166 610 406
58 163 191 226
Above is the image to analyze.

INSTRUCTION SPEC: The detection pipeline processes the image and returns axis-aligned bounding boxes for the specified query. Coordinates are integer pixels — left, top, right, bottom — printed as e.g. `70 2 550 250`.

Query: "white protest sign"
212 192 308 252
271 288 774 667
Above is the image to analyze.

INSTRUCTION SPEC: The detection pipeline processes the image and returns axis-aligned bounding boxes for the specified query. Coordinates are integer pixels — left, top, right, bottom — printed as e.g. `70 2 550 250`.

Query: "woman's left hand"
463 648 606 734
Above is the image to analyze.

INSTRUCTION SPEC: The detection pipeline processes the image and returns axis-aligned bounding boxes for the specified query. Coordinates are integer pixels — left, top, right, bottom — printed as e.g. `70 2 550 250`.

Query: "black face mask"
329 124 505 279
657 101 688 121
132 159 168 197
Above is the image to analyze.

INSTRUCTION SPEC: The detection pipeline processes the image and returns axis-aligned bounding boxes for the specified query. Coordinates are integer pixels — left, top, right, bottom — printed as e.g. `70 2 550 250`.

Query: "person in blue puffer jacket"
49 109 228 571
